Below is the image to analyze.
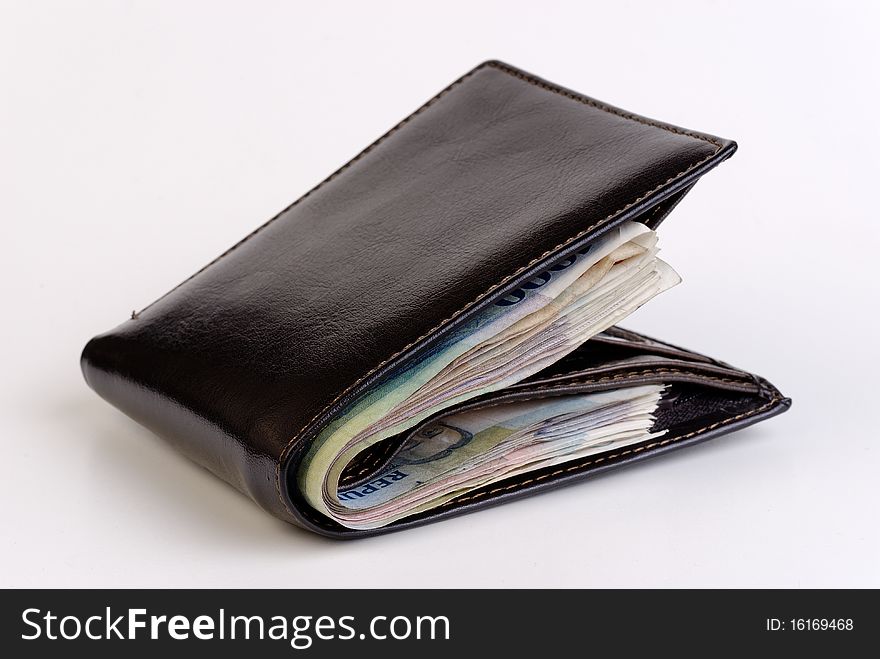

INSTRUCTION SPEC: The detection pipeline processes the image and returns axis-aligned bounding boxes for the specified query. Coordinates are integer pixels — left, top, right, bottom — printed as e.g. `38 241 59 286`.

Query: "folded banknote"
299 221 679 529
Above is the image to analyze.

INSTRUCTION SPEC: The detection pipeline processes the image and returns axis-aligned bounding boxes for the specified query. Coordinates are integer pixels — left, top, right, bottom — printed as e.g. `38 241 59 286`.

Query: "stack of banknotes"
299 221 678 529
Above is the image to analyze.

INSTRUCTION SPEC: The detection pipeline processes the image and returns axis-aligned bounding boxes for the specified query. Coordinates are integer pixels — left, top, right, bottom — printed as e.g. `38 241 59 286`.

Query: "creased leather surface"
81 60 780 537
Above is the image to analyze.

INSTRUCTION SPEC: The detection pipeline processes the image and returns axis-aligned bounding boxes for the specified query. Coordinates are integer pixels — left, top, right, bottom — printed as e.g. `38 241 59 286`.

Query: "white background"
2 0 878 588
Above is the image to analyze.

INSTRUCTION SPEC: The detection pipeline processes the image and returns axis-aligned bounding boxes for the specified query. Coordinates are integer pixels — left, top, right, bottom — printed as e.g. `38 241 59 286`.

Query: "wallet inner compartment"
335 331 772 491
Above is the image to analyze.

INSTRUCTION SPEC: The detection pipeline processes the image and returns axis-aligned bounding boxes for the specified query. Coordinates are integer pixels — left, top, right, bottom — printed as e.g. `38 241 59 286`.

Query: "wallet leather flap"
329 327 789 536
82 61 741 531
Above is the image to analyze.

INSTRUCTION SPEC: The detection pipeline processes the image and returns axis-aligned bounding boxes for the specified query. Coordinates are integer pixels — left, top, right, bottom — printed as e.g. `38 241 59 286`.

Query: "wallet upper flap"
81 60 736 525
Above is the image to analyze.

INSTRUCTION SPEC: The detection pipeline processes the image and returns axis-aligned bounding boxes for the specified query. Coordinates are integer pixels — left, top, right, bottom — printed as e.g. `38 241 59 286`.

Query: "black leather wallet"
82 61 790 538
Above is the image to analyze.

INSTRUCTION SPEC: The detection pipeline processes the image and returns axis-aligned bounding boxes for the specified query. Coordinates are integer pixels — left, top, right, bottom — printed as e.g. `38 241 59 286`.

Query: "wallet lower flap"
302 328 789 536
